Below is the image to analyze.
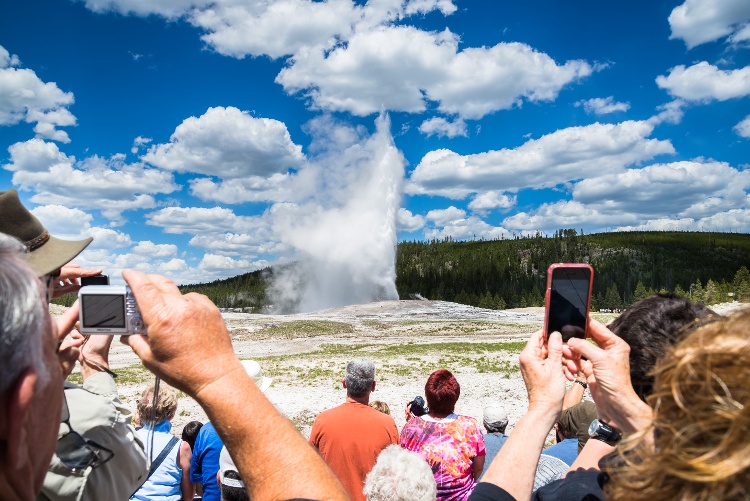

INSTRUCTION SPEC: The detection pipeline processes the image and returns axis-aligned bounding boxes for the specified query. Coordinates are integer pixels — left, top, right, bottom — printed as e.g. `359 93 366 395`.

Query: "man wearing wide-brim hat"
0 188 150 501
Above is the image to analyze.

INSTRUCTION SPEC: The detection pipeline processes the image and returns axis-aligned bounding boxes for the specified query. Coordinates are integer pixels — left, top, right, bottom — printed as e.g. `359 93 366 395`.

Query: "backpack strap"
148 436 180 478
131 435 180 498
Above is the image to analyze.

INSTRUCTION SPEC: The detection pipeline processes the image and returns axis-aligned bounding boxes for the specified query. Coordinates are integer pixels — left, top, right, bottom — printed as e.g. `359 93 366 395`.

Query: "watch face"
588 418 600 436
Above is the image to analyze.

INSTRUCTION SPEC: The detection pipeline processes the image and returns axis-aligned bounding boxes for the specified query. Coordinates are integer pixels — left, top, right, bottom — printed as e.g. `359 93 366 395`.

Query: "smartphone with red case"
544 263 594 342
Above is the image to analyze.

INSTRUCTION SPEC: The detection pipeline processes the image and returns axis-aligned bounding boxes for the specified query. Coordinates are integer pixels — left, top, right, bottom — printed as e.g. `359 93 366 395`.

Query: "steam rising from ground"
268 114 405 313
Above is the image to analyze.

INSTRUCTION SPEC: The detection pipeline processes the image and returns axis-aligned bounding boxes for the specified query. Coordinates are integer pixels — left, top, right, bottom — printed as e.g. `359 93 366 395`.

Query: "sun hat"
0 189 92 276
483 403 509 430
219 446 245 489
241 360 273 392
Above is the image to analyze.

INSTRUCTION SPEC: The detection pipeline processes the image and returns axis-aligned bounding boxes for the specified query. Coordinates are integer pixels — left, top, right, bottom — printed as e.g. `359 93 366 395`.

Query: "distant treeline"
52 230 750 311
396 230 750 310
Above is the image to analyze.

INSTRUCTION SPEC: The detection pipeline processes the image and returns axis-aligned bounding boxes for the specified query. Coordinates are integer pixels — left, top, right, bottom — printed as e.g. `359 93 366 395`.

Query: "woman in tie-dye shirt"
400 370 486 501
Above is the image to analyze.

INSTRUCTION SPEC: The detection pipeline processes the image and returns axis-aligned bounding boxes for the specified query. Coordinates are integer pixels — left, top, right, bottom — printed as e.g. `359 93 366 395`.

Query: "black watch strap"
588 418 621 446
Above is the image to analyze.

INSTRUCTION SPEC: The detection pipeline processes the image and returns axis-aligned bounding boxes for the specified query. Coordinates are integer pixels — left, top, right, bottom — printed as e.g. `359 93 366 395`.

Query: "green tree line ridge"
51 231 750 311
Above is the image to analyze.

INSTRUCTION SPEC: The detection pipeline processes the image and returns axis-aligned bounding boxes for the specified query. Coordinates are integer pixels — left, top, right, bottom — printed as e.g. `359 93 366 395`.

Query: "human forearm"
562 381 584 410
480 407 558 500
196 372 348 501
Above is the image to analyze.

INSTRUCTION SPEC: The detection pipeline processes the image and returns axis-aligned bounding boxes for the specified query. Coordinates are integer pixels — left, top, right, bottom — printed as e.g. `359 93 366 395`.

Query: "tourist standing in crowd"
310 358 399 501
401 369 486 501
479 404 508 480
131 384 193 501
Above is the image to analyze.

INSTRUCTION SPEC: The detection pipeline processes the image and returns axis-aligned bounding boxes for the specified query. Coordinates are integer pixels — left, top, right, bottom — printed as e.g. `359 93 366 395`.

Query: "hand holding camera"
120 269 243 398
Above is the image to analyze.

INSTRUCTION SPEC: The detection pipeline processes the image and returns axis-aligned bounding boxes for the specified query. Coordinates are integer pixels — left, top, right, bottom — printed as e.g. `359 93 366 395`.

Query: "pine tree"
690 280 705 303
704 279 719 305
632 281 649 303
604 284 622 310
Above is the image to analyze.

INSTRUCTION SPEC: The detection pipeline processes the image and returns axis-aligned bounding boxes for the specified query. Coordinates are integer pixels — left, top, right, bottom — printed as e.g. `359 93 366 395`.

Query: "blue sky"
2 0 750 286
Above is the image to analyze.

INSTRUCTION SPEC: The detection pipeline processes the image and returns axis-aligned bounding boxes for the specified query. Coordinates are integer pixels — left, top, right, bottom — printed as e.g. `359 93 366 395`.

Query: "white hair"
364 445 437 501
0 233 48 394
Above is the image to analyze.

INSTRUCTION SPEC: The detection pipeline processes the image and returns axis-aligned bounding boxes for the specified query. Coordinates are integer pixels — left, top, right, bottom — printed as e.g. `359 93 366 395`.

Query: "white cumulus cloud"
0 45 76 142
4 139 179 221
132 240 178 258
143 106 304 178
406 120 675 198
397 208 426 232
575 96 630 115
468 191 517 213
419 117 467 138
278 26 592 119
656 62 750 102
502 160 750 233
145 206 263 235
668 0 750 48
734 114 750 137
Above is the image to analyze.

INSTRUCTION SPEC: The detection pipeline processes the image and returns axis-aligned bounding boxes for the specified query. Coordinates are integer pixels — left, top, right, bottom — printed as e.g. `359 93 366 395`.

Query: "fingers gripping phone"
544 264 594 342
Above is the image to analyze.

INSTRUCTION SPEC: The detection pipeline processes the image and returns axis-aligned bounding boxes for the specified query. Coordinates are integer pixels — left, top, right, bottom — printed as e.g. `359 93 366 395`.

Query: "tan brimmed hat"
0 189 92 276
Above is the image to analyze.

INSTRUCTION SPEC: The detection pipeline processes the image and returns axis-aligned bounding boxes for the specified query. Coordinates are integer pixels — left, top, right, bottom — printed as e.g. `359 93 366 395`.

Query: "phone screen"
548 267 591 341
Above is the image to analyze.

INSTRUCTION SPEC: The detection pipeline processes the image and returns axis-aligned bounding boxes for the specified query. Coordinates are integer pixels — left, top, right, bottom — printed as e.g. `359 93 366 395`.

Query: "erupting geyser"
268 114 405 313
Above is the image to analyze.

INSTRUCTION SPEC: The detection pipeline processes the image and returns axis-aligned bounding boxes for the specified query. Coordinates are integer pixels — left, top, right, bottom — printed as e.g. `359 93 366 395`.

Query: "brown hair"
604 310 750 500
369 400 391 415
137 383 179 426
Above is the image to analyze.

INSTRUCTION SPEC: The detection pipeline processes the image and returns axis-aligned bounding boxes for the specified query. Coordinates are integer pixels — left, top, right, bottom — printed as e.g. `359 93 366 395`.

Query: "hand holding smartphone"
544 263 594 342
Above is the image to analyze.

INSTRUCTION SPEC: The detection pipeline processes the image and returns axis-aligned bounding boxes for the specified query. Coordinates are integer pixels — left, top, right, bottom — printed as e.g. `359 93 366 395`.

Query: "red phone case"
543 263 594 340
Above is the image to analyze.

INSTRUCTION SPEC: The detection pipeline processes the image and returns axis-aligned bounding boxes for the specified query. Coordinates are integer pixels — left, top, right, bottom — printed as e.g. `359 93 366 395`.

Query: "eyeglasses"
56 393 114 473
44 268 61 304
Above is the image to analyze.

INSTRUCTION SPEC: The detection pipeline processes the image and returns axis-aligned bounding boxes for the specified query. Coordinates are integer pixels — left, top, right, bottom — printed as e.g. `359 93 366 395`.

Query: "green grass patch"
244 320 356 340
65 363 152 386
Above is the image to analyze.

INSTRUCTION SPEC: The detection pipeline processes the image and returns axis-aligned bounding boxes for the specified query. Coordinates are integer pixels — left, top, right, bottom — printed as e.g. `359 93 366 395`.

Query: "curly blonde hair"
604 310 750 501
137 383 179 425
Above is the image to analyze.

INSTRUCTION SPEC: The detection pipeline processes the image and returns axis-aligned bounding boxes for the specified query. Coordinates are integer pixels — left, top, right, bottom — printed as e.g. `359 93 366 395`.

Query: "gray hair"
345 358 375 397
364 445 436 501
0 233 48 394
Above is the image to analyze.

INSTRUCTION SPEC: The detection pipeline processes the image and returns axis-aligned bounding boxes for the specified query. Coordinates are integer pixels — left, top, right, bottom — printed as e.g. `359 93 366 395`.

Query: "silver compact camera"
78 285 146 335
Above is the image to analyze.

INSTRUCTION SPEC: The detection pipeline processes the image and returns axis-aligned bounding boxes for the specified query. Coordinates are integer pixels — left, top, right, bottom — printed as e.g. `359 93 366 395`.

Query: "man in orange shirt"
310 358 399 501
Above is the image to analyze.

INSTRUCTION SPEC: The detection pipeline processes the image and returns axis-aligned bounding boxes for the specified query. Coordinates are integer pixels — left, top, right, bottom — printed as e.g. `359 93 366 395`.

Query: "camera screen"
549 267 591 340
81 294 126 329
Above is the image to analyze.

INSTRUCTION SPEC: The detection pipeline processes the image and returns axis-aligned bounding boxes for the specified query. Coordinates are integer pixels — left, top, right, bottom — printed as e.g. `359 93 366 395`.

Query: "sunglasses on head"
56 393 114 473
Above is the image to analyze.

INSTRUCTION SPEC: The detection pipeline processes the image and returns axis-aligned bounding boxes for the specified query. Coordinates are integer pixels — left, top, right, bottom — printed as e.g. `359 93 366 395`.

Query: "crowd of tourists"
1 186 749 501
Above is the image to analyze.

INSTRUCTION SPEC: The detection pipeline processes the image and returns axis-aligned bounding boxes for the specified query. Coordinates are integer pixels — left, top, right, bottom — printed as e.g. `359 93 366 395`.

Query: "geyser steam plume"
268 114 405 313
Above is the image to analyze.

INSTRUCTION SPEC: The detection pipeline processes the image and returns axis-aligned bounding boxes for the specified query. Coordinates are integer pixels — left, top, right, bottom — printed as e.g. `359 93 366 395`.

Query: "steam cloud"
268 114 405 313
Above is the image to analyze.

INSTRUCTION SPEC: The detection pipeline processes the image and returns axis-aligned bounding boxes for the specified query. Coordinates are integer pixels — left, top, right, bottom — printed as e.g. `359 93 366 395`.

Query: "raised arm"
122 270 348 501
478 330 567 500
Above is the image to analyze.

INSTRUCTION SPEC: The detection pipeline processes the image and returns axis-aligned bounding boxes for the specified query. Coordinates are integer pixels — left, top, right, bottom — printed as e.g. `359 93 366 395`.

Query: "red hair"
425 369 460 415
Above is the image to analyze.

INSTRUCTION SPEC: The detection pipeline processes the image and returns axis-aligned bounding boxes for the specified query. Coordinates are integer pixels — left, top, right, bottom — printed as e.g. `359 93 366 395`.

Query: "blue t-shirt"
479 433 508 480
190 422 224 501
542 437 578 466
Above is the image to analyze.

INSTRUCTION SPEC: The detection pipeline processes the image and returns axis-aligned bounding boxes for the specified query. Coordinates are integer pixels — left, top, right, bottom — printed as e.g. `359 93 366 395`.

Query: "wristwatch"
588 418 622 446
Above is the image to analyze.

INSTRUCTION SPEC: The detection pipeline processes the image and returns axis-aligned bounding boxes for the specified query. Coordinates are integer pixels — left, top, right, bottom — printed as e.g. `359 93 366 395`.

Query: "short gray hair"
364 445 436 501
345 358 375 397
0 233 48 394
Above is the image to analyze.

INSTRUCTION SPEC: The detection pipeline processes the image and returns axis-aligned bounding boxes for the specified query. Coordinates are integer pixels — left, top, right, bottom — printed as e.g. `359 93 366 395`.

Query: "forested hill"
173 231 750 312
396 230 750 310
